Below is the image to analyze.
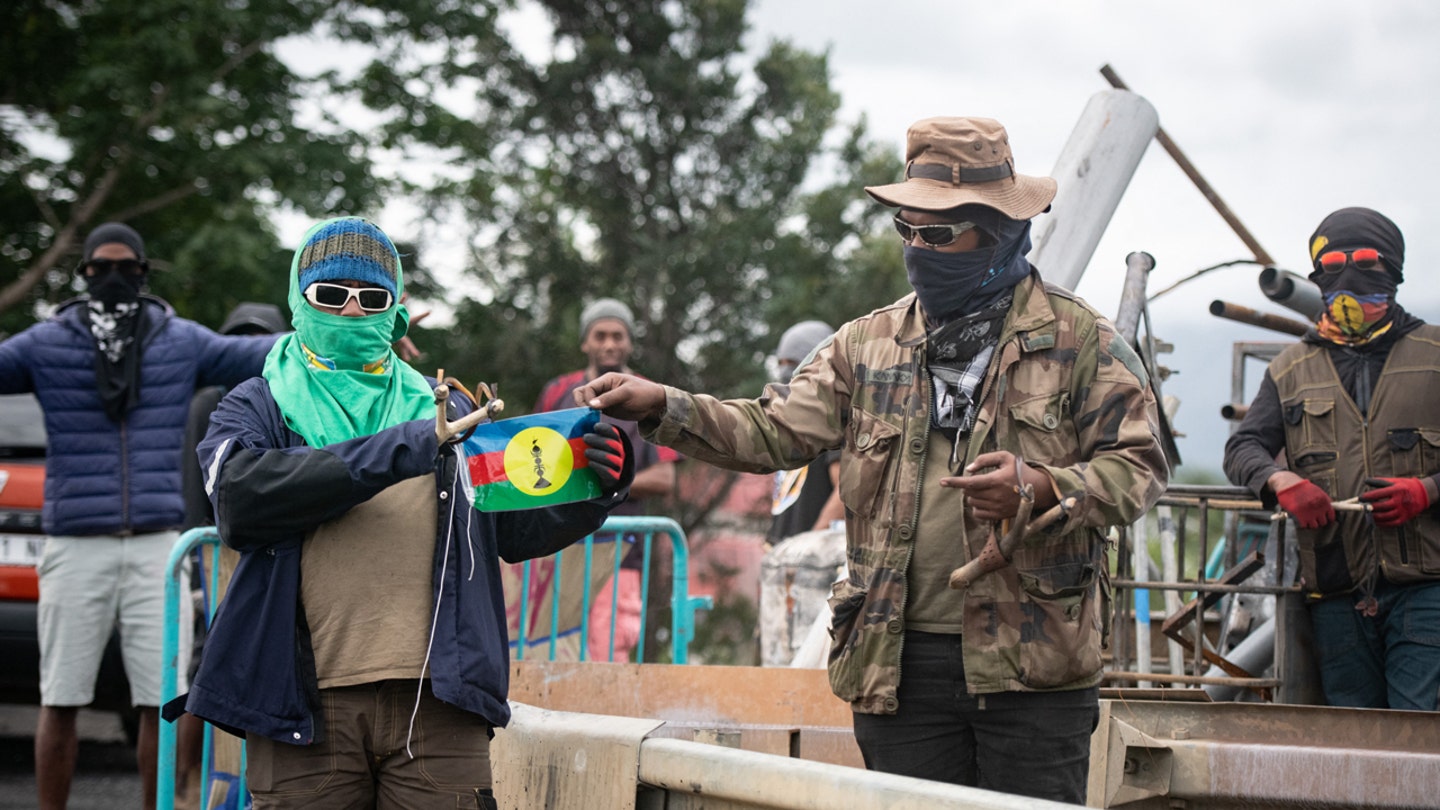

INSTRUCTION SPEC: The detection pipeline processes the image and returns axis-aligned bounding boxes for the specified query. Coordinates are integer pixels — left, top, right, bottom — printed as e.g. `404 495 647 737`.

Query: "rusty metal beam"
1100 64 1276 267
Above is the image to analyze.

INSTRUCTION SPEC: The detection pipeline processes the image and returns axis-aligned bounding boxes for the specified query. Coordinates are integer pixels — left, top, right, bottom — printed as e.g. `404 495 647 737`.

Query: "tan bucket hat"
865 117 1057 219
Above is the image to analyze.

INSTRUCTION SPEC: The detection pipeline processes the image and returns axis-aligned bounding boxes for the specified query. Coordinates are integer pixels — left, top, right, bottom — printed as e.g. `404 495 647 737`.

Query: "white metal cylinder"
1029 89 1159 291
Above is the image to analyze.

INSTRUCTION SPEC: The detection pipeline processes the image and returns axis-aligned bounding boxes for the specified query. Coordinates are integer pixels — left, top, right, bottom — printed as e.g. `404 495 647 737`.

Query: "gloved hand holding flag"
461 407 625 512
583 421 626 495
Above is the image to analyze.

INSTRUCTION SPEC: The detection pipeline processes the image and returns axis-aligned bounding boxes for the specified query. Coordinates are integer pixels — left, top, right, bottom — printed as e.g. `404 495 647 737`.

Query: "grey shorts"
37 531 187 707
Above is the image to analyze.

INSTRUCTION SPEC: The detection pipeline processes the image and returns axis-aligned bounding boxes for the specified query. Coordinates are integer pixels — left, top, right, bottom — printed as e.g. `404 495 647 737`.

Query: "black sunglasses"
892 214 979 248
80 258 149 276
304 282 394 313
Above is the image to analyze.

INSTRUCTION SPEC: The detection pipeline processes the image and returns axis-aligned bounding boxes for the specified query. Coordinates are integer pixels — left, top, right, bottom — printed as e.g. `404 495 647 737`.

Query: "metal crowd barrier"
510 515 711 664
158 516 707 808
159 526 238 810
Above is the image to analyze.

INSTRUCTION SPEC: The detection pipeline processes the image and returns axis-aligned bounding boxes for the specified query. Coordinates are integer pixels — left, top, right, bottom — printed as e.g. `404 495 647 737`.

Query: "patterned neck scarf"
85 298 146 421
925 292 1012 434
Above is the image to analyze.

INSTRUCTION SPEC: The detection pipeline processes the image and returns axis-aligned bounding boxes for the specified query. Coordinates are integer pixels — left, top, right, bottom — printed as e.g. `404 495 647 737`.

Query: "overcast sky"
740 1 1440 475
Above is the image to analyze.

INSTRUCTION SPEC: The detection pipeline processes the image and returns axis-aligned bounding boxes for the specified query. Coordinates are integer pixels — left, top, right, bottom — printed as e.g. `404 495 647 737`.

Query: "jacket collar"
896 270 1057 351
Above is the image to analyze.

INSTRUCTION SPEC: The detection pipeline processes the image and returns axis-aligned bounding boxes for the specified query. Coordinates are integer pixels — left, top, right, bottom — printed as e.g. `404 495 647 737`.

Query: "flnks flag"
462 407 602 512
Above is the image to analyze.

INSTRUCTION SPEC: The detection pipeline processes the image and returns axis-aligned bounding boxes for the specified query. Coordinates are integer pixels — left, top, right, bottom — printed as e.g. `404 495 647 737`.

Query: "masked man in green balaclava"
177 217 633 809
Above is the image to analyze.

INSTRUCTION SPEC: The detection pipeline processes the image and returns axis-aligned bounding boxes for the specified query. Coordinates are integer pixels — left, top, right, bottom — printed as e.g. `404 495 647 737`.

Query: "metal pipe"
1220 402 1248 421
1130 516 1152 686
1258 266 1324 321
638 737 1046 809
1111 579 1301 595
1209 300 1310 337
1103 671 1280 688
1202 616 1276 700
1158 496 1266 511
1101 64 1276 267
1113 251 1155 342
1030 89 1159 290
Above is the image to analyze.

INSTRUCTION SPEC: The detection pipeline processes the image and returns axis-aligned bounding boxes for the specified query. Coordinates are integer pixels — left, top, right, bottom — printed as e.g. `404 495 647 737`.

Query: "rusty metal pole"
1100 64 1277 268
1209 300 1310 337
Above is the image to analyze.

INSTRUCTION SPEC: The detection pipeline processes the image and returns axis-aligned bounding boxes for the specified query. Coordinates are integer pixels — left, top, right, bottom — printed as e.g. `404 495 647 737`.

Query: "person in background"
0 222 278 810
177 217 632 808
175 301 288 806
1224 206 1440 710
573 117 1168 802
767 320 844 544
533 298 680 661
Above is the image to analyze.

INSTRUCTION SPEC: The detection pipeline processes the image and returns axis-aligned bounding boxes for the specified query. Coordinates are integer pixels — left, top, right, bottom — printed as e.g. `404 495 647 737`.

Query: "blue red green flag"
461 407 602 512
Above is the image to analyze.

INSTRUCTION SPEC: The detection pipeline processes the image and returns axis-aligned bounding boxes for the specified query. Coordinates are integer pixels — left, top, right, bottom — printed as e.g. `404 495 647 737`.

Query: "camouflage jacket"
648 273 1167 713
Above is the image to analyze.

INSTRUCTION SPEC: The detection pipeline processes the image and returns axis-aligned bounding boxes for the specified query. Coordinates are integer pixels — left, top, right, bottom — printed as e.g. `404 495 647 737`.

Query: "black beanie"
1307 207 1404 282
82 222 146 263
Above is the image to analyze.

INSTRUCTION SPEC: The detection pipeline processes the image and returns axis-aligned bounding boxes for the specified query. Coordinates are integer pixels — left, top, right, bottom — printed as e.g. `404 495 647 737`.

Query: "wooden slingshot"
948 460 1078 590
433 368 505 444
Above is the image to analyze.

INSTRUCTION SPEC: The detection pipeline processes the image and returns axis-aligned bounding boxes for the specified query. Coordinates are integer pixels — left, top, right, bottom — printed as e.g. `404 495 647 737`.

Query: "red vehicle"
0 394 132 719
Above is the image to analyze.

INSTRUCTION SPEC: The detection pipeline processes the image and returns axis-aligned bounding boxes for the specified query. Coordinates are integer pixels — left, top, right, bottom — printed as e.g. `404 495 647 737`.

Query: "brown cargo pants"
245 680 496 809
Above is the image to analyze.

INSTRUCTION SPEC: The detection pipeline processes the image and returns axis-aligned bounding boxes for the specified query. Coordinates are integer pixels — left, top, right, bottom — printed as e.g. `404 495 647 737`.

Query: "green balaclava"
262 216 434 447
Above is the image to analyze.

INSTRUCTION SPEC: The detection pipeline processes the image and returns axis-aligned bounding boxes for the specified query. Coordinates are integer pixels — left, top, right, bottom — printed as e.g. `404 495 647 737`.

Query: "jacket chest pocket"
838 409 901 521
1282 397 1337 460
1386 427 1440 478
1006 391 1076 464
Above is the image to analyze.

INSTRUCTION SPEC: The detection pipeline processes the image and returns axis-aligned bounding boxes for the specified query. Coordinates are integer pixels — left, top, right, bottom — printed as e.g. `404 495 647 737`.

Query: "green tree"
381 0 908 409
0 0 502 334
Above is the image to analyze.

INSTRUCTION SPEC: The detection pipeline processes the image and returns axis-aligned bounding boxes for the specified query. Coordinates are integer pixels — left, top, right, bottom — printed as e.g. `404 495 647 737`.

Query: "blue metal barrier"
511 515 712 664
159 516 710 808
159 527 244 810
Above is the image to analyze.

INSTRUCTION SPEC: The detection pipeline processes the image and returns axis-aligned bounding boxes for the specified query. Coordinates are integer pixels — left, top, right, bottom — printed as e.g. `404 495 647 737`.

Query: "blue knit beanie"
296 217 400 298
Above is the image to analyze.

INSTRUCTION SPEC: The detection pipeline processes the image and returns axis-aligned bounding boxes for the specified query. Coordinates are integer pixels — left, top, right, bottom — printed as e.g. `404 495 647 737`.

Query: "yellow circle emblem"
1327 292 1366 332
503 427 574 495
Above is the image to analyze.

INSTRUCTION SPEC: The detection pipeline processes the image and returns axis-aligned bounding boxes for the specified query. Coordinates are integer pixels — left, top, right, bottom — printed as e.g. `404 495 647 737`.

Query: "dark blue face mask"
904 218 1033 322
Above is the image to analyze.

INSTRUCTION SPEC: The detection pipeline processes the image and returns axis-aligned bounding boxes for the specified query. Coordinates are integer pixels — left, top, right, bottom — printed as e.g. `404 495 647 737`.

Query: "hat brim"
864 174 1057 220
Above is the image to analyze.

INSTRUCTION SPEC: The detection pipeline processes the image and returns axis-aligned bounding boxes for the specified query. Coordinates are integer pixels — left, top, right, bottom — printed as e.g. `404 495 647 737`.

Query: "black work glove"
583 422 626 495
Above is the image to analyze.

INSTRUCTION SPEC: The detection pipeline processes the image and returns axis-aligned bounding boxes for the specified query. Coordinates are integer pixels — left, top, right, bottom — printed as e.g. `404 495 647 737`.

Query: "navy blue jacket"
0 297 276 536
179 377 627 744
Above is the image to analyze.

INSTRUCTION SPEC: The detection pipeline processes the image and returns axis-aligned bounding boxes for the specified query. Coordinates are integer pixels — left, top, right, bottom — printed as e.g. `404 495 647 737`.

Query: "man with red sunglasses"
1225 206 1440 710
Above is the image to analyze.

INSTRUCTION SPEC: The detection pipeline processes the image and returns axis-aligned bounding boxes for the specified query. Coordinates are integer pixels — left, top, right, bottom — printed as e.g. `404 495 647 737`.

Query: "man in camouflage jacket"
577 117 1167 803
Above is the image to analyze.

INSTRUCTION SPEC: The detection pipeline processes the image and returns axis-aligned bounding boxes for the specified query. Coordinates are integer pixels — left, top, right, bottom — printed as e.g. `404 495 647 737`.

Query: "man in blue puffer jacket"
179 217 631 809
0 222 278 810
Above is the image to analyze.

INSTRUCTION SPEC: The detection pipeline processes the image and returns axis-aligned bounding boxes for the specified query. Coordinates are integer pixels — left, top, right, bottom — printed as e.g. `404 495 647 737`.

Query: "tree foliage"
0 0 506 334
378 0 910 409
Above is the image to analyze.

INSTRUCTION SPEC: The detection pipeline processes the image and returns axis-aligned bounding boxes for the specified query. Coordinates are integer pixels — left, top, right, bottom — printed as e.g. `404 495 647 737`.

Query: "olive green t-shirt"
904 430 971 632
302 475 438 688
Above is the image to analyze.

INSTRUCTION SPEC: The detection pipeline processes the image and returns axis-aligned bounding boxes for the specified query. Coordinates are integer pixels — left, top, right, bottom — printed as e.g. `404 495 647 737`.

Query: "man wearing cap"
1225 207 1440 710
178 217 631 808
574 117 1167 801
767 320 843 545
532 298 680 662
0 222 279 809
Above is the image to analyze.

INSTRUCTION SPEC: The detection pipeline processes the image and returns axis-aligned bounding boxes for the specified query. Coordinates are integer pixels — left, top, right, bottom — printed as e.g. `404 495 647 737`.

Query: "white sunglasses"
303 282 393 312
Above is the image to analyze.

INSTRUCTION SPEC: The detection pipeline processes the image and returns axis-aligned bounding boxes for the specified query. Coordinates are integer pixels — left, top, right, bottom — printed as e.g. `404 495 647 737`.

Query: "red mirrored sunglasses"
1316 248 1385 274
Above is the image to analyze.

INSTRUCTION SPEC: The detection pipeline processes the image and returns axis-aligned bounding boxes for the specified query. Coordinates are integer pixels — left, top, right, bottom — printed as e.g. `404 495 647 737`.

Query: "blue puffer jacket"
0 296 277 536
177 377 628 744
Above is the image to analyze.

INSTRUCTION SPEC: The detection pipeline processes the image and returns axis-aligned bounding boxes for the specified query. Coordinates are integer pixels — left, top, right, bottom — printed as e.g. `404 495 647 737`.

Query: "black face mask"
86 268 145 308
903 217 1032 323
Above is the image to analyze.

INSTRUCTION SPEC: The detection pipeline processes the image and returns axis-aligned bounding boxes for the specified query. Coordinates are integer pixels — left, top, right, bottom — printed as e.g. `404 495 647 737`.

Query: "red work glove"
1275 479 1336 529
583 422 626 494
1361 477 1432 528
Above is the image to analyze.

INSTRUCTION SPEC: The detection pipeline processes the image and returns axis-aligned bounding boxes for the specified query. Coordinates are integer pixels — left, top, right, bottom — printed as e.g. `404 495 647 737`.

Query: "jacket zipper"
1334 347 1385 586
120 418 130 530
